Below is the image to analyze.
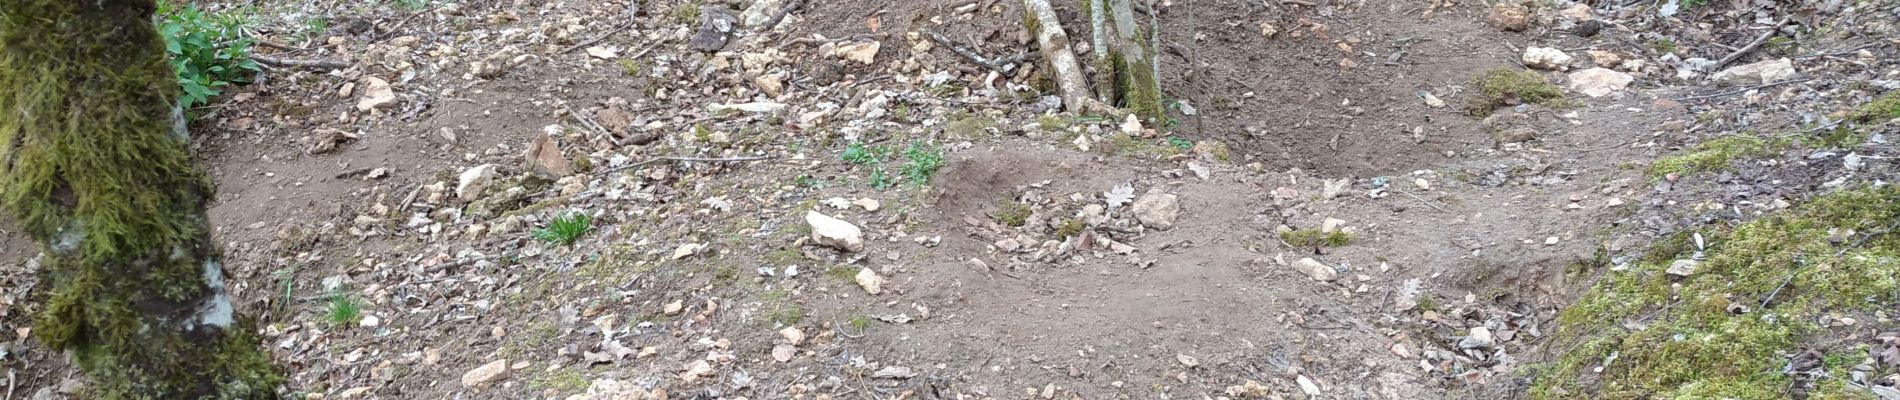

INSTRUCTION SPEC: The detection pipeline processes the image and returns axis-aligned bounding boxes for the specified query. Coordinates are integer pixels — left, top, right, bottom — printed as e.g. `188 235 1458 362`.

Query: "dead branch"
562 22 635 54
1022 0 1094 113
253 55 351 69
922 29 1036 76
562 105 623 146
1715 16 1792 69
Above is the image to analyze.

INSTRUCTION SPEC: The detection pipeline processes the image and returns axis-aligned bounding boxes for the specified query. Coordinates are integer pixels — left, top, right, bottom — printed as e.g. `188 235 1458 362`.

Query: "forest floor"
3 0 1900 399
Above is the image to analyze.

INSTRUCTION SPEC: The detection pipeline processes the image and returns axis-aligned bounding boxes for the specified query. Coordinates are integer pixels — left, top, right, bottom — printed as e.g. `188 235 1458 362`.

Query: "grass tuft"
995 201 1031 227
533 212 592 246
1464 68 1564 116
1281 228 1353 248
1647 134 1782 177
324 292 363 327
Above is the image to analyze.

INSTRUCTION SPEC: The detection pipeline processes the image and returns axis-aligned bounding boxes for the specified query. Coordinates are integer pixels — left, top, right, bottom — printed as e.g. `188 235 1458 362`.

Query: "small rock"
355 77 396 111
854 268 885 295
1559 4 1594 21
1522 47 1573 70
689 7 739 52
771 344 796 362
359 315 381 328
1320 217 1347 233
1587 50 1624 68
836 41 881 65
754 74 785 97
524 132 574 179
1291 258 1339 281
455 164 499 201
671 243 703 260
460 359 511 387
779 327 806 345
1486 3 1531 32
1711 58 1796 85
1459 327 1496 349
872 365 916 379
740 0 785 27
1569 67 1635 97
1132 193 1181 230
852 198 882 212
1413 177 1432 191
1421 92 1447 108
1175 354 1201 368
806 211 865 252
662 299 684 316
1545 236 1561 245
1297 375 1322 396
1666 259 1698 277
681 360 716 383
584 46 618 59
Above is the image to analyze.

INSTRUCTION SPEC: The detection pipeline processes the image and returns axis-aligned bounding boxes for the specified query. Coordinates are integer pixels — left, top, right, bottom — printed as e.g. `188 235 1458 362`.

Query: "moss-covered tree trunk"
1095 0 1163 123
0 1 281 398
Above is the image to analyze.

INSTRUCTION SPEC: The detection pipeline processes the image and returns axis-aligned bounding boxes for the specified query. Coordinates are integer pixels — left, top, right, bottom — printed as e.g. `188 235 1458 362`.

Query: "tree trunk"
1098 0 1164 123
1022 0 1096 114
0 1 281 398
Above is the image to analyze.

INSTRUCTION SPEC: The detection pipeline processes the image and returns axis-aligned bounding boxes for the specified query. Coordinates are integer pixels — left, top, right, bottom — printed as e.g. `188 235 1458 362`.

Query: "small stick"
1714 16 1792 69
1675 78 1813 101
596 154 782 175
922 29 1032 76
253 55 351 70
561 22 634 54
1399 191 1450 212
561 105 622 146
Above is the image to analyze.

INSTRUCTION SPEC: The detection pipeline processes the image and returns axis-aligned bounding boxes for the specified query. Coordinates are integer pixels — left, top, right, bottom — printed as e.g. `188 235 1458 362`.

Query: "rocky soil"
2 0 1899 399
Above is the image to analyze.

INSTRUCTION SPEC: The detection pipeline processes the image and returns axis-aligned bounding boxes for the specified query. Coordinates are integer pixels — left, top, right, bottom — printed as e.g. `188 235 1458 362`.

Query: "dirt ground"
3 0 1898 399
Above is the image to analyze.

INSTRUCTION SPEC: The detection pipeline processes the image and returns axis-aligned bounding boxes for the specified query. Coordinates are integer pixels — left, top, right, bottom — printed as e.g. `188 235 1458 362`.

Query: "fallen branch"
561 105 622 146
1022 0 1095 113
1675 78 1813 101
757 0 805 32
253 55 351 69
922 29 1036 76
1714 16 1792 69
596 154 781 175
562 22 634 54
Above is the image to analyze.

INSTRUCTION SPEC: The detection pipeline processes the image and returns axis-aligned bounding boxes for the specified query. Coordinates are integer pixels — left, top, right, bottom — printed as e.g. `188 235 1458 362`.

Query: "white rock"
740 0 786 27
1320 217 1347 233
1568 67 1635 97
779 327 806 345
671 243 703 260
836 41 880 65
1297 375 1322 395
872 365 916 379
1666 259 1698 277
1710 58 1795 85
1522 47 1573 70
1459 327 1496 349
455 164 499 201
1291 258 1339 281
584 46 618 59
854 268 885 295
1132 193 1181 230
358 315 381 328
806 210 865 252
852 198 882 212
460 359 510 387
681 360 715 383
355 77 397 111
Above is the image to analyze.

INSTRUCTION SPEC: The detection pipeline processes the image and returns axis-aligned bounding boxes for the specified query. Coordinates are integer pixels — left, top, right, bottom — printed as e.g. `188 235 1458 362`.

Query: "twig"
921 29 1031 76
834 318 867 339
1398 191 1450 212
371 8 434 43
253 55 351 70
757 0 805 32
561 22 634 54
1675 78 1813 101
1714 16 1792 70
561 104 621 146
596 154 782 175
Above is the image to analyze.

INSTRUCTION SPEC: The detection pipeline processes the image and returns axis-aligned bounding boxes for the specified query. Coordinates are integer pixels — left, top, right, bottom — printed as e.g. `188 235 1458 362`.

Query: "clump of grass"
767 303 805 325
532 212 592 246
841 142 878 164
1533 185 1900 399
530 369 588 394
824 266 857 282
1036 115 1070 131
1281 228 1353 248
848 316 873 332
995 201 1031 227
324 292 363 327
900 142 945 186
617 58 643 76
943 115 997 138
1646 134 1782 177
868 166 892 190
1054 218 1086 238
1463 68 1564 116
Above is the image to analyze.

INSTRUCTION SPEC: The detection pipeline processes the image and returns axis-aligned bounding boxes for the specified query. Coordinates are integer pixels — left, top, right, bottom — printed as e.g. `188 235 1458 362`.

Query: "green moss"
1109 48 1165 123
944 115 997 138
824 266 857 282
1647 134 1784 177
995 201 1031 227
1036 115 1070 131
671 2 700 24
1098 133 1185 159
0 1 281 397
1464 68 1564 116
1055 218 1085 238
1849 91 1900 123
531 369 589 394
1535 186 1900 399
1281 228 1353 248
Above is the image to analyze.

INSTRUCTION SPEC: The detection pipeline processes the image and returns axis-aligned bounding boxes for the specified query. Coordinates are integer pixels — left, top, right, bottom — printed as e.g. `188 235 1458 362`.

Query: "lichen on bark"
0 0 281 398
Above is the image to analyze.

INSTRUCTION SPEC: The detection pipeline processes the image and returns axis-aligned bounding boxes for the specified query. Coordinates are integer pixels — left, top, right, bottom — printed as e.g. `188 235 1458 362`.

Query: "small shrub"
156 3 260 108
995 201 1031 227
1464 68 1563 116
841 143 877 164
1055 218 1086 238
848 316 873 331
617 58 643 76
533 212 593 246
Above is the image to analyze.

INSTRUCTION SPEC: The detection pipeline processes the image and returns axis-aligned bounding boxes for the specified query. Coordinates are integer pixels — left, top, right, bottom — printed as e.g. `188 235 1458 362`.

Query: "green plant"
767 303 805 325
868 166 892 190
848 316 873 331
155 3 259 109
1464 68 1563 116
1850 92 1900 123
533 212 593 246
324 292 363 326
1055 218 1086 238
842 143 877 164
995 201 1031 227
1281 228 1353 248
390 0 431 10
672 3 701 24
900 142 945 186
617 58 643 76
1166 136 1193 150
530 369 588 394
1648 38 1678 55
1647 134 1783 177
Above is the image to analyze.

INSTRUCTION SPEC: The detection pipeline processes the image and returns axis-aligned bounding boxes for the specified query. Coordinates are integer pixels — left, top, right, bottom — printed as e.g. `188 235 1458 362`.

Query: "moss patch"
1647 134 1784 177
1534 186 1900 399
1464 68 1564 116
1849 91 1900 123
1281 228 1353 248
995 201 1031 227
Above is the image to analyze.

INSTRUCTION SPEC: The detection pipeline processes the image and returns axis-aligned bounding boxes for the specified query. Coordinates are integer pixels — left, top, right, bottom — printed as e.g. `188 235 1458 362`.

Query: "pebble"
1522 47 1573 70
460 359 510 387
1459 327 1496 349
455 164 499 201
854 268 885 295
806 210 865 252
1291 258 1340 281
1132 193 1181 230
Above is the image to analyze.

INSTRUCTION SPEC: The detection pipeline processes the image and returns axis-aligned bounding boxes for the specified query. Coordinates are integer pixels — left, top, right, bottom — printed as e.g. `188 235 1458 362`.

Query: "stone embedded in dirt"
1421 92 1447 108
1321 217 1347 233
1522 47 1573 70
771 344 796 362
690 6 739 52
852 198 881 212
456 164 499 201
308 129 359 155
1133 193 1181 230
663 299 684 316
779 326 806 346
1414 177 1433 191
835 41 881 65
356 77 396 111
671 243 703 260
806 210 865 252
460 359 510 387
1226 380 1271 398
754 73 785 97
1321 179 1350 199
740 0 784 27
1710 58 1796 85
1587 50 1624 69
1485 3 1531 32
1291 258 1339 281
1568 67 1635 98
1666 259 1699 277
1297 375 1322 396
1390 342 1416 359
872 365 916 379
1175 354 1201 368
524 132 573 179
584 46 618 59
1459 327 1496 349
1559 4 1594 21
854 267 885 295
1187 162 1211 181
681 360 716 383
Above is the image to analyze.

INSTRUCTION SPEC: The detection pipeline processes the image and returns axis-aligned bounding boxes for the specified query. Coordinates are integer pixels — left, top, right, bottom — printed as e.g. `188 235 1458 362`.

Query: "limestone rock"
1291 258 1339 281
854 267 885 295
1486 3 1530 32
460 359 510 387
1133 193 1181 230
524 132 573 179
1711 58 1796 85
356 77 396 111
805 210 864 252
1522 47 1573 70
456 164 499 201
1569 67 1635 97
